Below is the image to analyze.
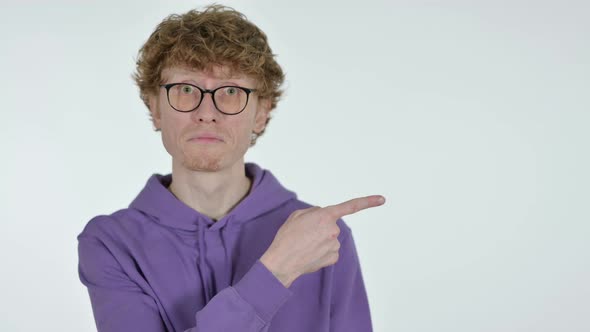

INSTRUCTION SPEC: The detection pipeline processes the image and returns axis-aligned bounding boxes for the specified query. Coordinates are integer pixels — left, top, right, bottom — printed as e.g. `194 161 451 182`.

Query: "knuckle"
334 240 341 251
308 206 322 213
331 229 340 239
294 206 319 217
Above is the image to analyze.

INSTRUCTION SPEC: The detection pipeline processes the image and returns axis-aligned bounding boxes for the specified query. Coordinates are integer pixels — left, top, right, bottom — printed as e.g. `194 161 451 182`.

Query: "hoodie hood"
129 162 297 232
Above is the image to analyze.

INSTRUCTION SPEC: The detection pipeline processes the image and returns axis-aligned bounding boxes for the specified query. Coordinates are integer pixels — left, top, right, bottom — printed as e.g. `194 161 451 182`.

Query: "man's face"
148 66 270 172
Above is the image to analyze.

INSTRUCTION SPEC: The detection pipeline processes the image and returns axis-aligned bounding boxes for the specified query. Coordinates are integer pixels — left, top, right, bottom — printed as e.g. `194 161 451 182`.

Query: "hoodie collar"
129 162 297 231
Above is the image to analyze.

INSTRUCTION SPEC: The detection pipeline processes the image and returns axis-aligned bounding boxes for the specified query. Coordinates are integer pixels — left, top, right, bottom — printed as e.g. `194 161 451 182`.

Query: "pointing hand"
260 195 385 288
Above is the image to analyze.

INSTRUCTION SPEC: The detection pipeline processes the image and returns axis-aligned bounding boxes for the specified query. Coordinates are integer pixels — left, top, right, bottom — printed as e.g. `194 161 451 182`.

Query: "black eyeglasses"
160 83 257 115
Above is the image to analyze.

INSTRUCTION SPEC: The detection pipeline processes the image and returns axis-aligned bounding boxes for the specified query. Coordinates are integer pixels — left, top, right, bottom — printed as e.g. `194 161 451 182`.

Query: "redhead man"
77 4 385 332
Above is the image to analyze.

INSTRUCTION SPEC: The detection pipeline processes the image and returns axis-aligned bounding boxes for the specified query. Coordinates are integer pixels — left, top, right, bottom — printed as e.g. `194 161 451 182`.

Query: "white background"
1 0 588 331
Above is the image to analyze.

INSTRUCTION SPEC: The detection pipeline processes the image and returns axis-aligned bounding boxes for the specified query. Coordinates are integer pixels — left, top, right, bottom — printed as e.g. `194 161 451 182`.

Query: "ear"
254 98 272 133
147 94 162 130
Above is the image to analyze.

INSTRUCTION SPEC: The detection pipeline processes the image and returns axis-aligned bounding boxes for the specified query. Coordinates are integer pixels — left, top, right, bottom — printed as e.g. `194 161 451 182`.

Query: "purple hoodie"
77 162 372 331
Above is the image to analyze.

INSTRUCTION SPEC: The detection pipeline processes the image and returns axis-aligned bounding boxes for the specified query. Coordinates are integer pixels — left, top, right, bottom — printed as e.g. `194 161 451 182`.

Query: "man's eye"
225 87 238 95
181 85 194 94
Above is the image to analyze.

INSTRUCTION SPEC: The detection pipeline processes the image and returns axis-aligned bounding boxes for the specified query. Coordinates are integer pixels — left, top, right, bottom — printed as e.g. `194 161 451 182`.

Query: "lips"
188 132 224 142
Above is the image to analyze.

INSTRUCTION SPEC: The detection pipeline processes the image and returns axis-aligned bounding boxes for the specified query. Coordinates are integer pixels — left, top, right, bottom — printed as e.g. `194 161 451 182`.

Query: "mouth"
188 133 224 143
191 137 222 143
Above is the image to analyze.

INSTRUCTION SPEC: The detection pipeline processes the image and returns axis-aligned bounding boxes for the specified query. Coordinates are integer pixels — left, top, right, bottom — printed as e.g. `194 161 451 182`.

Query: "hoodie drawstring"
197 226 212 303
219 216 234 286
198 216 237 303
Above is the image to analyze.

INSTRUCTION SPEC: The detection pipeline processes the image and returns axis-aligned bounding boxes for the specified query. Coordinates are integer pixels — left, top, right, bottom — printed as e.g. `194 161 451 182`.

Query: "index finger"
324 195 385 219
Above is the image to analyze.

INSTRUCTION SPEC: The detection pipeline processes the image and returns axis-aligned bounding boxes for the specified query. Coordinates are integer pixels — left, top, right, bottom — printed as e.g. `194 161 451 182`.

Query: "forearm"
189 260 293 331
80 233 292 332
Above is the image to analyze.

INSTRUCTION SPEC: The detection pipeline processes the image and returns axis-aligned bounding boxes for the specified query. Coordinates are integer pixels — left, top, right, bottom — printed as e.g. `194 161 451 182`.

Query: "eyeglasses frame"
159 83 258 115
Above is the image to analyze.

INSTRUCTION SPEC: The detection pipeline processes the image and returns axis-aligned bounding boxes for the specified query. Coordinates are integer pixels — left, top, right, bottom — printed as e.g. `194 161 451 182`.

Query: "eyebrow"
163 74 254 89
166 79 250 88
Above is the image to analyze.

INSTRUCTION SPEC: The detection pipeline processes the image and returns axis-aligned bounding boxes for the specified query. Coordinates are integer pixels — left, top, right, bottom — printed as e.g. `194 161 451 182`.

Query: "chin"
176 142 228 172
175 143 246 173
181 155 224 172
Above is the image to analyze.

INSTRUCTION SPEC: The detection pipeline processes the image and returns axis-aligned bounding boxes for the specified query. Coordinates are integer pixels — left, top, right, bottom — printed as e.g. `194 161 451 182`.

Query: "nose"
190 92 220 123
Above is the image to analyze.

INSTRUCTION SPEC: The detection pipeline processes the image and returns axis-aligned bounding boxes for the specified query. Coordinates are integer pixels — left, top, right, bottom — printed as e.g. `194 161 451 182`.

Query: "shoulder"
77 208 159 275
77 207 154 245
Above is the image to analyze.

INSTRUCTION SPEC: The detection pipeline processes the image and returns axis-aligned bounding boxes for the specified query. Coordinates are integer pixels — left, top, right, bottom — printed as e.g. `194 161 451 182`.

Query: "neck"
168 160 252 221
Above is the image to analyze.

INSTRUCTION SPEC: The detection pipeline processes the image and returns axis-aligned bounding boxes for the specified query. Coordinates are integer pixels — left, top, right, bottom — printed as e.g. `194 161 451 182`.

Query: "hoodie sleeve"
78 234 292 332
329 224 373 331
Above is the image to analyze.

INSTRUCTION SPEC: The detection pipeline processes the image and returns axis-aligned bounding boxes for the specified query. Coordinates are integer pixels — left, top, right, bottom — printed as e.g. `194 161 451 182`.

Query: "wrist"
260 252 298 288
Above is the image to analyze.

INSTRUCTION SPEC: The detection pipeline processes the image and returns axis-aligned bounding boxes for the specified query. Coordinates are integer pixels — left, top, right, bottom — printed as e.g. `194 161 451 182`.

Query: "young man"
77 5 385 332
